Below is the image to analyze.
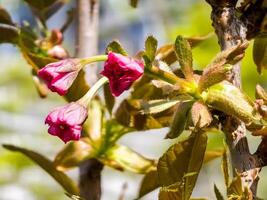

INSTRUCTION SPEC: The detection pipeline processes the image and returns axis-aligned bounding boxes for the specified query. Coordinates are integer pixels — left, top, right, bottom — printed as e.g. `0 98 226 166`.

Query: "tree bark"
206 0 261 198
75 1 103 200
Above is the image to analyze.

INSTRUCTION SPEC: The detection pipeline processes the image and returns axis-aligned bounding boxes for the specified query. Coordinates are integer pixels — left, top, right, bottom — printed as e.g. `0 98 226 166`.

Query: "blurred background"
0 0 266 199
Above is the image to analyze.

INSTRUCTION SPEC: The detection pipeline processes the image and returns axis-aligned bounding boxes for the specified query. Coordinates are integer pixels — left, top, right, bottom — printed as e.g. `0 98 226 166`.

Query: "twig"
205 0 262 198
75 0 103 200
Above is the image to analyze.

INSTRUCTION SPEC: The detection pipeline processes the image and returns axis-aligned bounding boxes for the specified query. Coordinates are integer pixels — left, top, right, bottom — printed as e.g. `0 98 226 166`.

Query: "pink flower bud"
45 102 88 143
38 59 81 95
100 52 144 96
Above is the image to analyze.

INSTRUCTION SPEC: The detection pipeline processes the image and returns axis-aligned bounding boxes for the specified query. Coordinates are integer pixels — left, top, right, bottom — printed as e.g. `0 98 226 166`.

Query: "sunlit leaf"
190 101 212 128
139 170 159 198
105 40 128 56
174 35 194 81
145 35 158 63
104 145 156 174
3 144 79 195
158 131 208 199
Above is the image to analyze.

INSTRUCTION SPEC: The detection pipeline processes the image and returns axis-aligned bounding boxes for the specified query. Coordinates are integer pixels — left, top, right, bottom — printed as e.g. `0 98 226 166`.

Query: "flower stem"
78 76 108 106
80 55 108 65
145 66 194 93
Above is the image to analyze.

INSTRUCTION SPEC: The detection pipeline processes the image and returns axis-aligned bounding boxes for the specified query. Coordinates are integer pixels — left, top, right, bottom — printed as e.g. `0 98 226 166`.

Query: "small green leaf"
202 81 260 124
253 33 267 74
130 0 139 8
174 35 194 81
166 101 193 139
104 145 156 174
214 184 225 200
3 144 79 195
145 35 158 63
139 170 159 198
104 83 115 115
105 40 128 56
54 138 94 171
137 99 180 115
158 130 208 200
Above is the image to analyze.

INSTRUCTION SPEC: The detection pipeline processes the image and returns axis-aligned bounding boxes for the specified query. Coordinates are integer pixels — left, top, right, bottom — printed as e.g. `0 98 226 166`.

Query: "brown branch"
206 0 261 198
75 0 103 200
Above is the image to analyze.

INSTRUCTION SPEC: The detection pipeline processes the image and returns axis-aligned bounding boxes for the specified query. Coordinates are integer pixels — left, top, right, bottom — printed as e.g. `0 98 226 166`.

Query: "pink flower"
100 52 144 96
45 102 88 143
38 59 81 96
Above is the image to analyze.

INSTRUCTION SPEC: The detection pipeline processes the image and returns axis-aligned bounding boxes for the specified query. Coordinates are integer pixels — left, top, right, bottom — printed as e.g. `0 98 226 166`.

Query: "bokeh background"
0 0 266 199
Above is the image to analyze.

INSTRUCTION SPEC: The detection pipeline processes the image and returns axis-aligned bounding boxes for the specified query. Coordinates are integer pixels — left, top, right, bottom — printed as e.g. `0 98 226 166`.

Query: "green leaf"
104 145 156 174
130 0 139 8
253 33 267 74
174 35 194 81
214 184 225 200
203 81 260 124
145 35 158 62
2 144 79 195
136 99 180 115
138 170 159 198
104 83 115 115
221 149 230 187
54 138 94 171
166 101 193 139
105 40 128 56
157 131 208 200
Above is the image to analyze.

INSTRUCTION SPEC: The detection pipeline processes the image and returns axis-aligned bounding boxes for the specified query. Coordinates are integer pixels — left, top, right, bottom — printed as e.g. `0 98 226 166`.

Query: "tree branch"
75 0 103 200
206 0 261 198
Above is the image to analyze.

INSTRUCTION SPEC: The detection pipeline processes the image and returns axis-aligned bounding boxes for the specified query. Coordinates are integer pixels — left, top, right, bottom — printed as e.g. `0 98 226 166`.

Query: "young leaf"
198 64 232 92
214 184 225 200
166 101 193 139
157 131 208 200
2 144 79 195
104 144 156 174
256 84 267 103
105 40 128 56
190 101 212 128
137 99 180 115
145 35 158 62
174 35 194 81
54 138 94 171
138 170 159 198
202 81 260 124
253 33 267 74
104 83 115 115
